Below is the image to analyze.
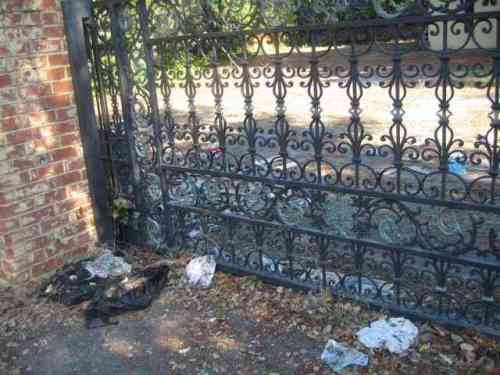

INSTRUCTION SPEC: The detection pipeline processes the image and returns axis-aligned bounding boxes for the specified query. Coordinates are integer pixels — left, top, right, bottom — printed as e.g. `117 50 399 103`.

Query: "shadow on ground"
15 284 325 375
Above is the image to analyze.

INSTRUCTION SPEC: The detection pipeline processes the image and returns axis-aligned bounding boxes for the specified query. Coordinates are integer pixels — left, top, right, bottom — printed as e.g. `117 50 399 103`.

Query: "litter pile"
185 255 216 288
321 317 419 373
356 317 419 354
321 339 369 373
40 250 169 328
83 249 132 279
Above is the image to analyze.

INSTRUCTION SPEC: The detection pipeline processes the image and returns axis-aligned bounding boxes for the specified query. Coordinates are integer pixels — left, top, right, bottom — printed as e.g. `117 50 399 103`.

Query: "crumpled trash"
356 317 418 354
188 229 202 239
448 159 467 176
40 254 169 329
85 260 169 328
321 339 369 373
40 260 104 306
185 255 216 288
83 249 131 278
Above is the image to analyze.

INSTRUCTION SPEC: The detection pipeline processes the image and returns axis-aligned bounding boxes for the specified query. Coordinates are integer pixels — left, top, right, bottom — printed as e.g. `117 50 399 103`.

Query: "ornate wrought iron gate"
69 0 500 336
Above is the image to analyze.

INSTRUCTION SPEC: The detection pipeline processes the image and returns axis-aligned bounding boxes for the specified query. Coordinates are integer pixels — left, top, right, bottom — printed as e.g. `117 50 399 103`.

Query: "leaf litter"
0 247 499 374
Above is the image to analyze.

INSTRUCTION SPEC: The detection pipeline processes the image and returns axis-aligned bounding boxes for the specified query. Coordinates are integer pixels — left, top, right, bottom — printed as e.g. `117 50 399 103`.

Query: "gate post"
62 0 114 245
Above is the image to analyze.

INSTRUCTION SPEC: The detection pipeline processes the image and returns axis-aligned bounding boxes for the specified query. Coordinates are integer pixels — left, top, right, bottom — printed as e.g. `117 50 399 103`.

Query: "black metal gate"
65 0 500 336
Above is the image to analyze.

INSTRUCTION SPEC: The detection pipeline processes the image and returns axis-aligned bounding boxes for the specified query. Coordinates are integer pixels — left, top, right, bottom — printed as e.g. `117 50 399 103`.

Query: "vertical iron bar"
345 41 365 189
488 17 500 204
438 21 451 200
108 1 144 214
270 32 291 179
389 37 404 194
159 47 177 165
62 0 113 244
137 0 175 247
285 230 295 280
307 33 324 184
85 18 117 194
239 42 258 175
184 42 202 168
208 41 228 171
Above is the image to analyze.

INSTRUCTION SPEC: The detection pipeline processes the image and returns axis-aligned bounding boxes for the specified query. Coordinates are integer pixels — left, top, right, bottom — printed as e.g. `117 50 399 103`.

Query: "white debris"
321 339 369 373
356 317 418 354
301 269 340 285
187 230 201 239
83 250 131 278
179 347 191 355
185 255 216 288
262 255 283 273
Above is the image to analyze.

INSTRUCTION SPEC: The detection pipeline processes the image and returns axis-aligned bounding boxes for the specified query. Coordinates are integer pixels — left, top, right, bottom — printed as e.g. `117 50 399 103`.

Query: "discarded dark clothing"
40 259 105 306
85 261 169 328
40 257 169 328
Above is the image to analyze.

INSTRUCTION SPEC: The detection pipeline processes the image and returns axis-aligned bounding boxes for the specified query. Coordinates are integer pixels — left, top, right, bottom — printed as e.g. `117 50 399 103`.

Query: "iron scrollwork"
87 0 500 336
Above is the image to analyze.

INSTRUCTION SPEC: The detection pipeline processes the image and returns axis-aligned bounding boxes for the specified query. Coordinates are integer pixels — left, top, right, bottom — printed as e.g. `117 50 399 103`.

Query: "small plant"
112 197 133 225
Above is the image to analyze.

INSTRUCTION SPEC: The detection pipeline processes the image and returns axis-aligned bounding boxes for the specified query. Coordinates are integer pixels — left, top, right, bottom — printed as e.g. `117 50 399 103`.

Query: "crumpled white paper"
356 317 418 354
321 339 369 373
83 250 131 279
185 255 217 288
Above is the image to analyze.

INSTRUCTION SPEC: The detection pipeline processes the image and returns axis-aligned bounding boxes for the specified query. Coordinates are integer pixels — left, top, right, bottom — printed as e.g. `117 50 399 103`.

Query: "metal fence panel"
82 0 500 336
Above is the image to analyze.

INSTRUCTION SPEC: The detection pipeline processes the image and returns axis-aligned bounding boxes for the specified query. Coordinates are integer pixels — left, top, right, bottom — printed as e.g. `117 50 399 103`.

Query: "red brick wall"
0 0 97 282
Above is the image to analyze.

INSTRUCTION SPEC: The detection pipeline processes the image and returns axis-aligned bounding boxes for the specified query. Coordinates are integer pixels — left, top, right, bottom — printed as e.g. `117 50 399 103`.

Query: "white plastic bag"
185 255 216 288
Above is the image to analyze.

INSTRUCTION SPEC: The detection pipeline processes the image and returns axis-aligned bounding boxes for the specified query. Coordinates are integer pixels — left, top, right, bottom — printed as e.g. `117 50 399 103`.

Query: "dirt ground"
1 248 499 375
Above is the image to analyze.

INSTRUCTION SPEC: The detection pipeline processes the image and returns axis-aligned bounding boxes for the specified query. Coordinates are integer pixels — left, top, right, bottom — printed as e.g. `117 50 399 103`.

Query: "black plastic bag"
39 260 105 306
84 261 169 328
40 257 169 328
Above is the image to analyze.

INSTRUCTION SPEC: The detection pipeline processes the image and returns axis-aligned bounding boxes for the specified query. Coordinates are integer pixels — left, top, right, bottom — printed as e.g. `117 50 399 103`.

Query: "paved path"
15 286 326 375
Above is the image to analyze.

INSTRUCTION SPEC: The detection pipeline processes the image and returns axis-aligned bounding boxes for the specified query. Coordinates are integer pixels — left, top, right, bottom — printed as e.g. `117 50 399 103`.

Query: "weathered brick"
0 0 96 282
50 145 78 161
51 170 82 187
0 74 12 88
43 26 64 38
0 217 20 233
66 158 85 172
45 67 65 82
30 161 64 182
12 157 36 170
4 224 41 246
2 117 20 132
40 93 71 109
60 132 80 147
26 111 47 126
0 58 17 74
41 12 59 26
48 53 68 67
0 87 17 104
54 108 76 122
35 39 63 54
18 83 52 98
41 0 58 11
0 172 25 191
18 206 54 227
49 120 76 134
6 128 42 145
1 104 17 117
52 79 72 94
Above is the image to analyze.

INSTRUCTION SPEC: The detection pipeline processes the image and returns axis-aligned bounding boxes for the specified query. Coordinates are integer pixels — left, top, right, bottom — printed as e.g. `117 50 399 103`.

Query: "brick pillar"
0 0 97 282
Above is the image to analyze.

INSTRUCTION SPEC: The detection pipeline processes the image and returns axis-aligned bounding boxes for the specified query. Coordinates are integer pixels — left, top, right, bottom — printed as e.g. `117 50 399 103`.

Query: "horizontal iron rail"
161 164 500 215
149 10 500 45
101 155 500 214
168 203 500 271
